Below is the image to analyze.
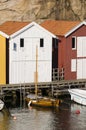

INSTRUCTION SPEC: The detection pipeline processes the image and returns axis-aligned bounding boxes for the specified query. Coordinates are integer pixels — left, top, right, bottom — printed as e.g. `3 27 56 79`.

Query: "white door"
77 37 86 79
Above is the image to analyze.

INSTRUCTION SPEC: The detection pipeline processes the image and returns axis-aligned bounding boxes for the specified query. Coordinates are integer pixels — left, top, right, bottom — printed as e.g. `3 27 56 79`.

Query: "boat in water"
26 46 61 108
0 99 4 110
68 89 86 106
26 95 61 108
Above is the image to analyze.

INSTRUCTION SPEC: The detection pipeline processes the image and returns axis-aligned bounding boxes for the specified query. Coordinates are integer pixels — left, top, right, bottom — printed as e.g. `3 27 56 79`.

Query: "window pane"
40 39 44 47
71 59 76 72
72 37 75 48
13 43 17 50
20 38 24 47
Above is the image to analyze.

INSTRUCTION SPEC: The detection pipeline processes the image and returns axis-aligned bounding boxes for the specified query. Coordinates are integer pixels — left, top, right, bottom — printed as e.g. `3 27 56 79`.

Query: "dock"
0 79 86 97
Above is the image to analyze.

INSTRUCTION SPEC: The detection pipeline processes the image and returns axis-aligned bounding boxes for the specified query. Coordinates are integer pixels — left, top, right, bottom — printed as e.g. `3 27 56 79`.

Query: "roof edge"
33 22 57 38
65 21 86 37
10 21 57 39
0 31 9 38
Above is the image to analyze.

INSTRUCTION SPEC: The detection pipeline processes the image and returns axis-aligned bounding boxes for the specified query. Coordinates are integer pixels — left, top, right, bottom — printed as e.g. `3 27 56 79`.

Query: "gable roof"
0 21 30 36
65 21 86 37
41 20 80 36
0 21 57 39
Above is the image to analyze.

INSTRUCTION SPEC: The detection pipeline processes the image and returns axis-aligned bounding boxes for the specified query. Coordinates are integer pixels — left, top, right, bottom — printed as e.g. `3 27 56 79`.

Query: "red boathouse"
41 20 86 80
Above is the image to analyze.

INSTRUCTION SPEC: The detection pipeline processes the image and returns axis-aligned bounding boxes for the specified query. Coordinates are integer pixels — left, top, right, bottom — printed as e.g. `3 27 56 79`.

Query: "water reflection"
0 109 10 130
0 101 86 130
9 107 55 130
70 103 86 130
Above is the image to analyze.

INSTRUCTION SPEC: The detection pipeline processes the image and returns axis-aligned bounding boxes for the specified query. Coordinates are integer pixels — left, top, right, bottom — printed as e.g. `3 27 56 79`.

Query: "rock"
0 0 86 24
56 0 86 21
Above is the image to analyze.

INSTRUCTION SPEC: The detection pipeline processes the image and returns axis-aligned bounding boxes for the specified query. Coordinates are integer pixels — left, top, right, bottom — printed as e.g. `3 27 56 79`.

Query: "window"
40 38 44 47
71 59 76 72
72 37 76 49
20 38 24 47
13 43 17 51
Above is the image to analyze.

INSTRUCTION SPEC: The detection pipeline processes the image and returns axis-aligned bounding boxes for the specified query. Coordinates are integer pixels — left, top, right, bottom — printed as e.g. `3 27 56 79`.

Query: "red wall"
58 25 86 80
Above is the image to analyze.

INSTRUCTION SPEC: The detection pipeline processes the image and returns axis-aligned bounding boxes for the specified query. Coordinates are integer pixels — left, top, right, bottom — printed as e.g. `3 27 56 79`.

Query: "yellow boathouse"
0 35 7 84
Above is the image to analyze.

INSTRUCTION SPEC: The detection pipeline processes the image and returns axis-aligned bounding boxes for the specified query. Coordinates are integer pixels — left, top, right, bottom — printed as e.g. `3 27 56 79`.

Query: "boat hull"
68 89 86 106
26 98 61 108
0 99 4 110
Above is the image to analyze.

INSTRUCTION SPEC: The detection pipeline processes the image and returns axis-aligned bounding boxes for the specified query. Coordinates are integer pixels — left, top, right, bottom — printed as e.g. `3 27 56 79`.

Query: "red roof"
0 21 30 35
41 20 80 36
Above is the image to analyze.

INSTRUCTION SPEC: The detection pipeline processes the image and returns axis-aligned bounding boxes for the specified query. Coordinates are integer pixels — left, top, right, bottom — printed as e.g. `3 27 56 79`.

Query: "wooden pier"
0 79 86 98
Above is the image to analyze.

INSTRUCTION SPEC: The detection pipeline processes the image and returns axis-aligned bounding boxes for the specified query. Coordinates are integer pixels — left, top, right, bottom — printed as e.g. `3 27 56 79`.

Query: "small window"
40 39 44 47
20 38 24 47
13 43 17 51
71 59 76 72
72 37 76 49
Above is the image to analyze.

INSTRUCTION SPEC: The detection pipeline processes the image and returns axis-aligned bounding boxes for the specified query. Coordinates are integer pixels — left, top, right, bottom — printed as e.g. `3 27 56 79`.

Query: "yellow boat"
26 46 61 108
26 96 61 108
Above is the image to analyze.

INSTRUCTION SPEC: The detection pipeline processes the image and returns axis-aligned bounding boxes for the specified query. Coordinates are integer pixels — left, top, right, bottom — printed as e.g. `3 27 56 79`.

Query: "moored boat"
0 99 4 110
68 89 86 106
26 96 61 108
26 46 61 108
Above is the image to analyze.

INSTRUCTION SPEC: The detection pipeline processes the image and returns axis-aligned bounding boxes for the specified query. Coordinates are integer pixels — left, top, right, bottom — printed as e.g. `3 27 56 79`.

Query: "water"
0 100 86 130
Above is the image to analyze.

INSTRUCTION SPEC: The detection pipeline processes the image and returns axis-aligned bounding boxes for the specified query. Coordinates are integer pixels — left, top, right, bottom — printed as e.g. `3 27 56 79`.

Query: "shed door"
77 37 86 79
77 59 86 79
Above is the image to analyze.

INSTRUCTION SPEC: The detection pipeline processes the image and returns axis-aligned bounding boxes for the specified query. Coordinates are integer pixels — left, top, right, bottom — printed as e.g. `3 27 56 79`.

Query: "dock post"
69 85 71 89
0 87 4 100
85 83 86 88
20 84 22 108
23 83 26 108
1 87 3 95
51 85 54 97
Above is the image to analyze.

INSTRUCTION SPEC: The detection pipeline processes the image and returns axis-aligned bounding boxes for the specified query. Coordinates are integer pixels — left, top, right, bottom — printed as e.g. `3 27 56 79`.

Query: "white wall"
9 25 53 84
77 37 86 79
77 37 86 57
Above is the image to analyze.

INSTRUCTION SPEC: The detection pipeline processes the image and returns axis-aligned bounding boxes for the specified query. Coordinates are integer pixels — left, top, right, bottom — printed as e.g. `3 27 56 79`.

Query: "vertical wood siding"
60 25 86 80
9 25 52 84
0 35 6 84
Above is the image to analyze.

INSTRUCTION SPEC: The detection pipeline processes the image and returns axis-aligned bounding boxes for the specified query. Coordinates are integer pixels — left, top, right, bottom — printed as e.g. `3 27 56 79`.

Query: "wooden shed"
65 21 86 80
0 21 57 84
41 20 86 80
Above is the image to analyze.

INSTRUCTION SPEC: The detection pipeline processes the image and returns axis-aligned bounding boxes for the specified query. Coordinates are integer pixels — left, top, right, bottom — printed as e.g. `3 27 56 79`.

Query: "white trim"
65 21 86 37
10 22 57 39
0 31 9 38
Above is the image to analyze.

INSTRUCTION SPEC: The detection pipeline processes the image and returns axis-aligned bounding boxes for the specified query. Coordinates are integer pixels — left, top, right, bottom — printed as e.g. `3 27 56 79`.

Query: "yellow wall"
0 35 6 84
